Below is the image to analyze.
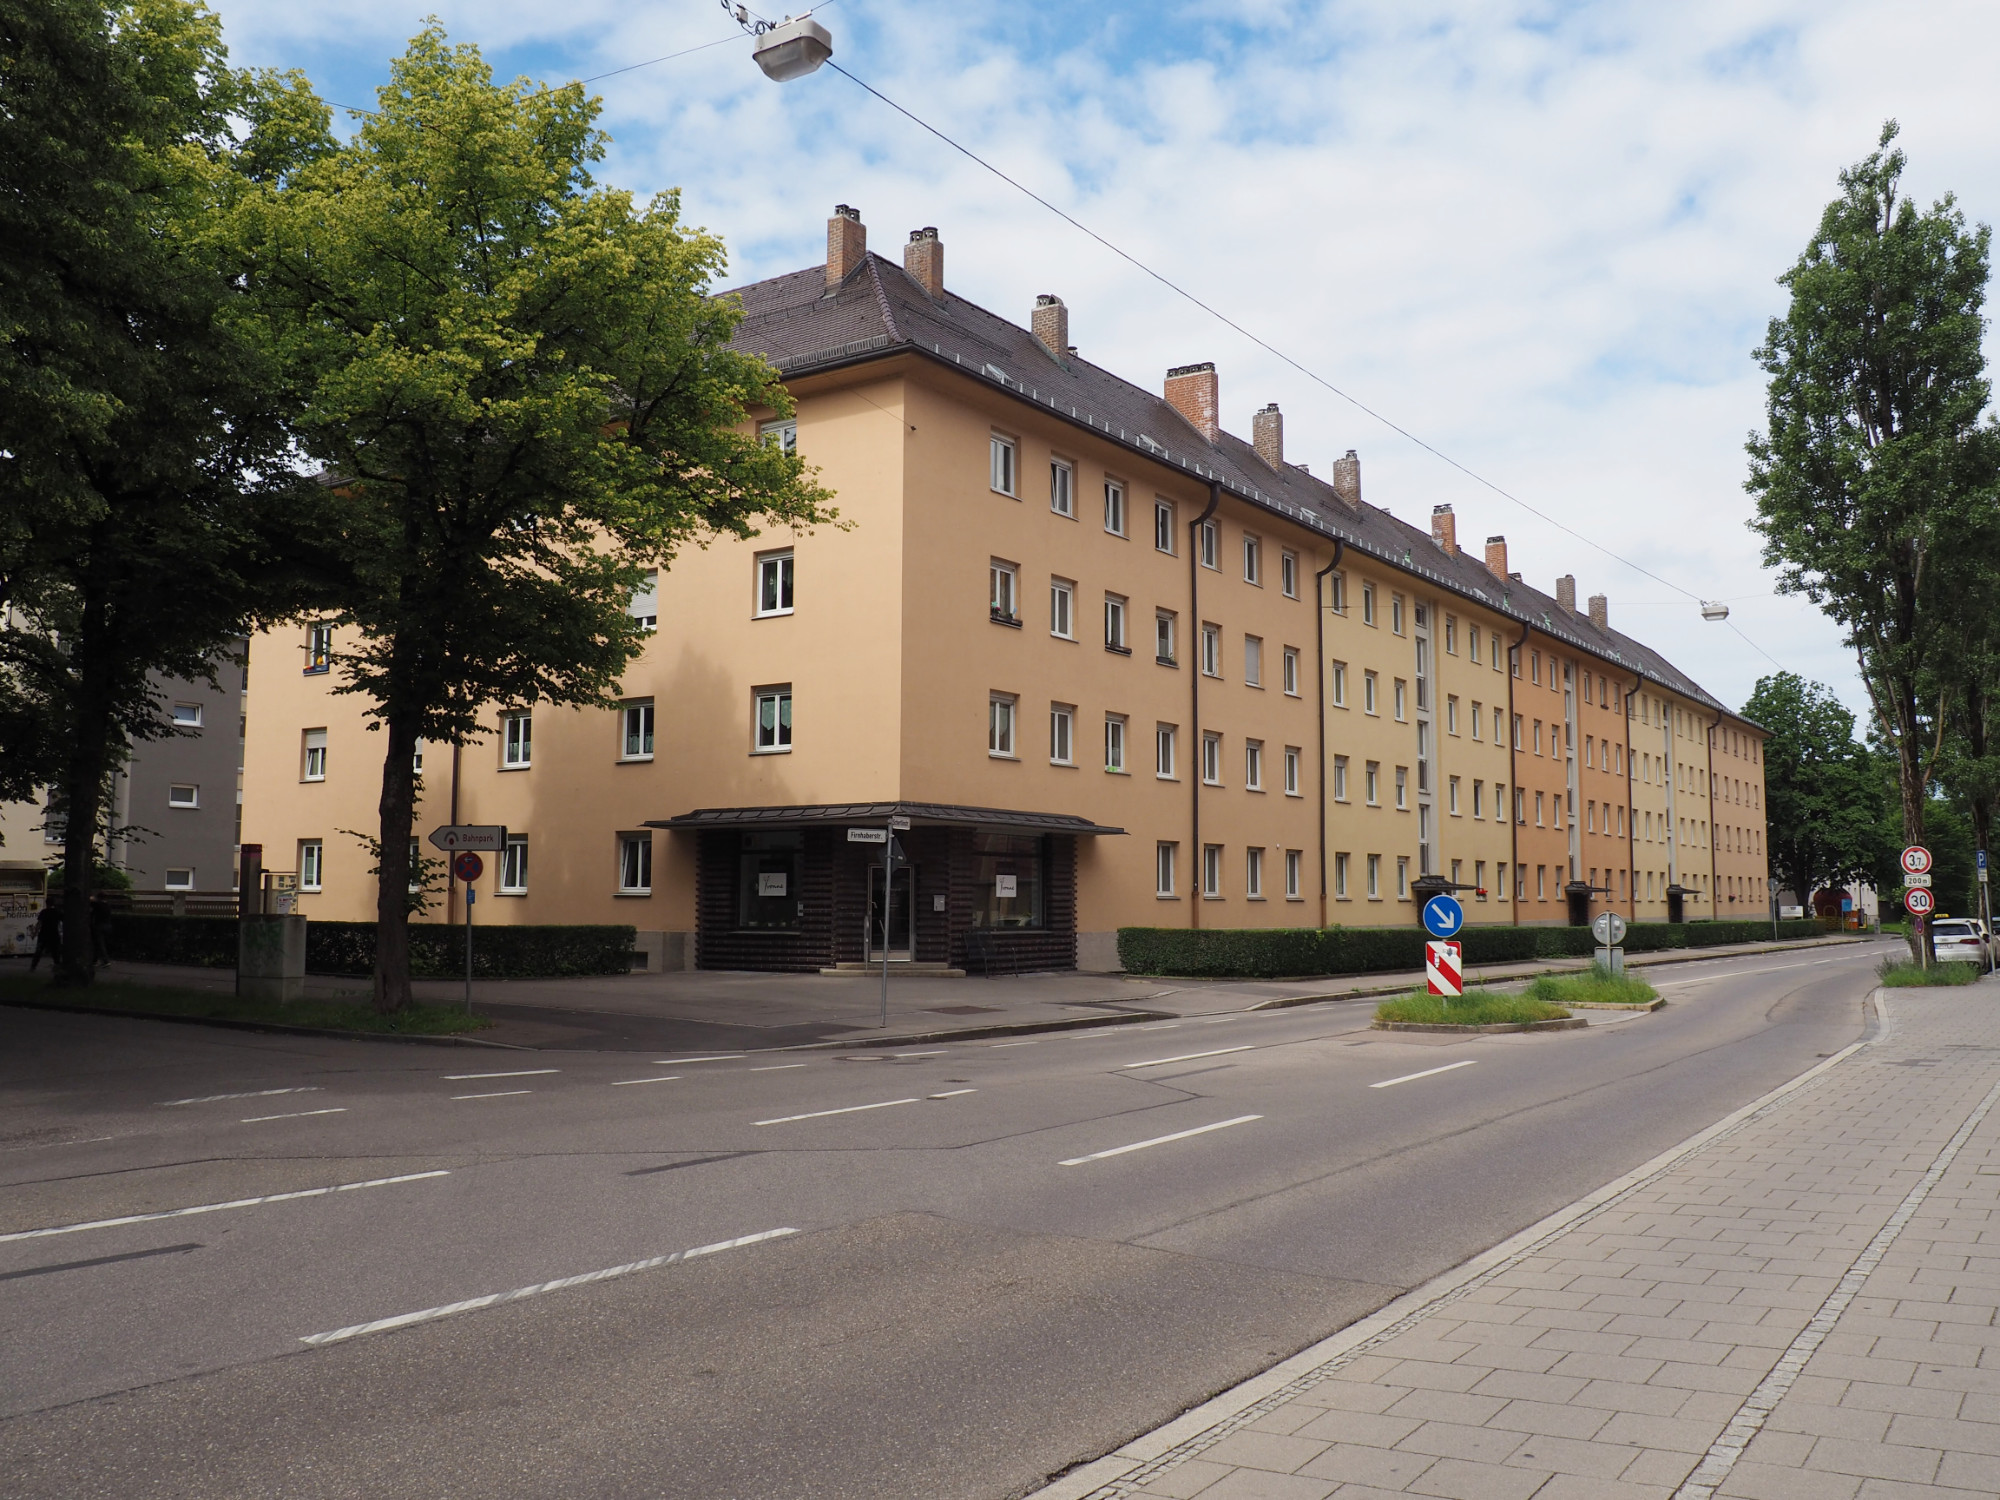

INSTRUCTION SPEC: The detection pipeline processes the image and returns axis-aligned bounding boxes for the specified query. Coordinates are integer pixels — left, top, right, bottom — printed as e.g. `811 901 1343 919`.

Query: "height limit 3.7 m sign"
1426 940 1463 998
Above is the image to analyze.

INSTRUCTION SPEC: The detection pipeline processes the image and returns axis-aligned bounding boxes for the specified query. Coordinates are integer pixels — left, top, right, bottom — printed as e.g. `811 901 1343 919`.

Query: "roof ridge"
863 254 904 345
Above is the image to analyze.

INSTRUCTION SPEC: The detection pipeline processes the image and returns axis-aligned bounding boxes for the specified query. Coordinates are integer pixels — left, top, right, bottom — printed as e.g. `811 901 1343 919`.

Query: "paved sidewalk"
1035 981 2000 1500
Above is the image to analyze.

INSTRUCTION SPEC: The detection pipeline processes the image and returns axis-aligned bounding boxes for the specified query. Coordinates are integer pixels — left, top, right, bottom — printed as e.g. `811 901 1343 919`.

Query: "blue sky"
210 0 2000 726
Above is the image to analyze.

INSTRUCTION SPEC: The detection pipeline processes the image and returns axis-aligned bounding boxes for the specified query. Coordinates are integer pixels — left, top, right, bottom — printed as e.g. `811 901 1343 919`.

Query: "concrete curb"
0 996 528 1048
1371 1016 1589 1034
764 1009 1176 1052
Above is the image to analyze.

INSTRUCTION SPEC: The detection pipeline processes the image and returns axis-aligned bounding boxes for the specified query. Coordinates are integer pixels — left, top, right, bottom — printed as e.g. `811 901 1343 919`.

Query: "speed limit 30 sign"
1905 885 1935 916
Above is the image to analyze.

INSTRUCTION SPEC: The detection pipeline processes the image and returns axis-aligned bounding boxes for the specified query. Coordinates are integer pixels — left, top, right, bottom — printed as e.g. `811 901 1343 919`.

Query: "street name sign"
1901 845 1933 876
1421 894 1465 939
1425 940 1463 997
1906 886 1935 916
847 828 888 844
429 824 506 852
888 815 912 831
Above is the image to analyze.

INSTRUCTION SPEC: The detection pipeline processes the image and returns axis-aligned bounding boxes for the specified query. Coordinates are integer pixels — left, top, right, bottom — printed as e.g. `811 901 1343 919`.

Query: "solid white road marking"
299 1228 800 1347
1370 1060 1477 1089
610 1076 680 1087
0 1171 449 1243
750 1064 807 1072
451 1090 532 1100
651 1055 745 1065
241 1108 347 1123
1059 1115 1262 1166
161 1087 321 1108
756 1098 920 1126
990 1040 1040 1048
441 1069 558 1081
928 1089 977 1099
1122 1046 1255 1070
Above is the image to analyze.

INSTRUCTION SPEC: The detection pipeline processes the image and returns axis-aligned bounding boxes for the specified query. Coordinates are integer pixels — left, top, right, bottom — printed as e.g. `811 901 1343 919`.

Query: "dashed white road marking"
451 1090 532 1101
1371 1060 1477 1089
0 1171 449 1243
242 1108 347 1123
651 1055 744 1065
928 1089 977 1099
750 1064 807 1072
756 1098 920 1125
299 1228 800 1347
990 1040 1040 1048
1059 1115 1262 1166
1122 1046 1255 1070
441 1069 558 1081
161 1087 321 1108
610 1076 680 1087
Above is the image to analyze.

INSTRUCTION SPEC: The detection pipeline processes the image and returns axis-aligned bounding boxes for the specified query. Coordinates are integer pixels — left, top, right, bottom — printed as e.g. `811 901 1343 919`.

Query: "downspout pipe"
1705 715 1720 919
1189 480 1220 928
1507 620 1529 925
1314 540 1345 928
1626 671 1644 920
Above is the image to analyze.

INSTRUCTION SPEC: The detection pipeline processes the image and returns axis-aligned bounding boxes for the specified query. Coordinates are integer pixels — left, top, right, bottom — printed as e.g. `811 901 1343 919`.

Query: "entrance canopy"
647 801 1126 837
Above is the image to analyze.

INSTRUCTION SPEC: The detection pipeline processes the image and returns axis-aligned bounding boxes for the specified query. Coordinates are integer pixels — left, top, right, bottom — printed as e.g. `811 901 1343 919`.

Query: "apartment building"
240 206 1768 971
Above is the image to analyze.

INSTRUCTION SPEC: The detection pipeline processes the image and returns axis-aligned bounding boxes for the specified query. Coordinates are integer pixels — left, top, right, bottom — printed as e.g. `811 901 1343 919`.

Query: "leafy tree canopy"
1744 672 1888 907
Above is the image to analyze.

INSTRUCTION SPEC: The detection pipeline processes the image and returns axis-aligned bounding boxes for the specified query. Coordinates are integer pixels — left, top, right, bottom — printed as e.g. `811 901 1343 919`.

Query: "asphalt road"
0 943 1883 1498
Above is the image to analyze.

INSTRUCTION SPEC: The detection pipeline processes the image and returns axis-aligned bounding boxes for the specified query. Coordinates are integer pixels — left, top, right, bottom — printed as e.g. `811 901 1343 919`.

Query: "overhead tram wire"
325 31 745 118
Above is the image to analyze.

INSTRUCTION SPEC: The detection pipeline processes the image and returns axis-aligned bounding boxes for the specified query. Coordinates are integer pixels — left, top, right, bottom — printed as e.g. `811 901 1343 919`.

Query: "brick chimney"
1164 362 1219 444
1484 535 1509 580
1430 504 1458 555
1588 593 1608 630
827 205 865 286
1556 574 1577 614
904 226 942 298
1031 294 1067 359
1331 449 1362 510
1252 403 1283 469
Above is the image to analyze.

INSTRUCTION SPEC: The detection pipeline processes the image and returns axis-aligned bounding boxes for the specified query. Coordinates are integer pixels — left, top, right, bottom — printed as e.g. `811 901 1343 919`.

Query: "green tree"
0 0 328 981
1744 673 1887 911
236 28 836 1011
1746 122 2000 959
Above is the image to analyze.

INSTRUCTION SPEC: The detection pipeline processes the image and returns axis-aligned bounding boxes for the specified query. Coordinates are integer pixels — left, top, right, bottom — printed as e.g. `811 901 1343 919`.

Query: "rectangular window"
1447 696 1459 735
1203 843 1223 897
1329 573 1346 613
754 687 792 752
1334 755 1349 801
1537 864 1547 901
1531 650 1541 684
619 834 653 894
164 868 195 891
1512 714 1523 750
171 702 203 727
1156 841 1178 897
1394 679 1407 721
972 830 1046 929
1536 790 1545 825
1156 724 1178 779
1392 595 1405 634
991 433 1018 495
1105 480 1127 535
305 622 333 674
1515 787 1525 824
1534 719 1543 755
630 570 659 631
1367 853 1381 898
1285 849 1302 899
1104 715 1127 773
1246 847 1264 898
502 711 532 768
621 701 655 760
1201 623 1221 677
1245 739 1263 790
1202 731 1222 785
1242 534 1262 584
299 839 323 891
1397 856 1410 898
1282 647 1299 696
736 831 802 929
1444 616 1458 654
1105 594 1129 651
1283 745 1301 796
1244 635 1262 686
1331 661 1347 707
989 694 1017 757
1365 760 1380 804
1039 577 1073 640
756 552 795 616
1362 583 1376 626
1154 499 1175 553
1473 779 1484 818
302 728 327 782
1494 706 1504 741
1199 520 1218 569
1280 550 1298 598
1050 703 1074 765
1475 860 1487 898
1469 626 1481 665
1050 458 1074 517
1515 864 1527 900
1587 800 1597 832
1449 776 1460 815
990 559 1019 621
1364 671 1378 714
168 783 199 809
501 836 528 893
760 418 797 453
1155 610 1177 665
1395 766 1408 809
1335 852 1350 897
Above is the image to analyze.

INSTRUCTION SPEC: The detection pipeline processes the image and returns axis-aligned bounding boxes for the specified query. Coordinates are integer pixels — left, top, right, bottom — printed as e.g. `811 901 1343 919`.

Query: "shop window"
738 832 803 929
973 830 1044 929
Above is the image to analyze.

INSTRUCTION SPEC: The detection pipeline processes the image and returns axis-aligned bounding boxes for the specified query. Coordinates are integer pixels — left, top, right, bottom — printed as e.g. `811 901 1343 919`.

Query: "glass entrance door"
866 865 915 960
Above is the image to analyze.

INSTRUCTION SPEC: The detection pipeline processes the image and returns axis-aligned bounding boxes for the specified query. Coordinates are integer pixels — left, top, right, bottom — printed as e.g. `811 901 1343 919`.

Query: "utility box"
239 915 306 1004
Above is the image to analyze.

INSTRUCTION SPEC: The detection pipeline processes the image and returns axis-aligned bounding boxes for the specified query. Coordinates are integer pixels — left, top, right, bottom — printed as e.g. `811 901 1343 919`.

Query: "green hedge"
106 915 636 978
1116 918 1827 978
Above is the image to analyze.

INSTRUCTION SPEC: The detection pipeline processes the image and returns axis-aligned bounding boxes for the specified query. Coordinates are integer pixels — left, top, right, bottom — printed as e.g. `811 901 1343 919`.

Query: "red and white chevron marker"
1426 940 1463 997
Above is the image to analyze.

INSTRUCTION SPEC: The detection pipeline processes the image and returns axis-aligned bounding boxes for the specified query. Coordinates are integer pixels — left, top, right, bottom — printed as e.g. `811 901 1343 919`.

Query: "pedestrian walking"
28 901 62 974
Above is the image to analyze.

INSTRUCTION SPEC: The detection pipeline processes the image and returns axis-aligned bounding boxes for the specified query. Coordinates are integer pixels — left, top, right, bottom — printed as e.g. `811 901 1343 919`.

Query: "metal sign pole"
464 884 475 1012
880 821 892 1029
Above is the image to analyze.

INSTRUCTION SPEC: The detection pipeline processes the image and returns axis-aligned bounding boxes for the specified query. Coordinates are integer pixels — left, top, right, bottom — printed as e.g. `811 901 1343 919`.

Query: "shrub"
1877 958 1982 988
1525 964 1659 1006
104 915 635 978
1375 991 1569 1025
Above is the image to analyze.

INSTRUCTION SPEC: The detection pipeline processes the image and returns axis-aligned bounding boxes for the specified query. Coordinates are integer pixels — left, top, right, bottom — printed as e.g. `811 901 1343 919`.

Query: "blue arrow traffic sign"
1422 894 1464 939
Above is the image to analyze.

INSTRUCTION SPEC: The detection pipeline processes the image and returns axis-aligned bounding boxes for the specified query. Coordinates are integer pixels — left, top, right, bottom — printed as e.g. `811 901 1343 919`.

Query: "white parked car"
1929 918 1993 972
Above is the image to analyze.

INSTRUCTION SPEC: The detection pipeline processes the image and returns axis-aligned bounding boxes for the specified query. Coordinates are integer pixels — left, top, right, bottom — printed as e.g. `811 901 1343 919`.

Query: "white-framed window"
1105 593 1128 651
1367 853 1381 898
1155 610 1177 665
1364 671 1378 714
1394 679 1407 721
1513 714 1524 750
1243 534 1262 584
1447 695 1459 735
1105 714 1128 773
1284 849 1302 899
1201 622 1221 677
1283 745 1301 796
1243 635 1262 687
1392 595 1405 634
1156 723 1177 780
1397 856 1410 899
1050 578 1075 639
1282 647 1299 696
408 838 423 895
413 739 424 774
621 701 655 760
1328 572 1346 614
1246 846 1264 898
1365 760 1380 804
168 784 199 808
500 835 528 893
1361 583 1376 626
1154 499 1175 553
300 839 324 892
1245 739 1264 790
1495 706 1505 741
171 702 203 727
756 551 795 616
1050 458 1074 517
991 433 1018 495
1395 766 1408 809
1049 703 1074 765
619 833 653 894
306 622 333 673
1198 520 1218 569
1156 841 1178 897
502 711 532 768
302 728 327 782
990 559 1019 622
164 868 195 891
1473 780 1485 818
1469 625 1482 665
1449 775 1461 815
1471 700 1483 741
1444 615 1458 654
760 417 797 454
1331 661 1347 707
754 686 792 752
1202 731 1222 785
1280 550 1298 598
630 570 659 631
1203 843 1223 897
1105 480 1127 536
1335 851 1350 897
1334 754 1349 801
989 694 1018 757
1475 860 1487 898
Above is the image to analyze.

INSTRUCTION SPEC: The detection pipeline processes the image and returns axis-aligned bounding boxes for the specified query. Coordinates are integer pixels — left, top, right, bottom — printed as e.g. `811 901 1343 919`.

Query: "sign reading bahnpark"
429 824 507 852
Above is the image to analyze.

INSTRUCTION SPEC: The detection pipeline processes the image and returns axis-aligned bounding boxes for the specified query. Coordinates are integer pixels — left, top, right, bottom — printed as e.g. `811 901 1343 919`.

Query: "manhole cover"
925 1004 1001 1015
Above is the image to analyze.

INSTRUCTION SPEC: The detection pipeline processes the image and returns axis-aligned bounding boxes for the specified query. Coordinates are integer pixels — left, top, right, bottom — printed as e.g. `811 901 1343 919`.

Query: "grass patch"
1877 959 1984 988
1375 990 1571 1026
0 974 493 1034
1524 965 1660 1008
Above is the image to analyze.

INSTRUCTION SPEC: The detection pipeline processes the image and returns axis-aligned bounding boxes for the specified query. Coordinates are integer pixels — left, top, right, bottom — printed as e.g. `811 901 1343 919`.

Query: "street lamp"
725 4 834 82
1700 601 1730 621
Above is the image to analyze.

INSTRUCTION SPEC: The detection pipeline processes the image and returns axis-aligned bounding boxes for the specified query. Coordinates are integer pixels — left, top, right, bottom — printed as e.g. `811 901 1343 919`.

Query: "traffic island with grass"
1877 959 1984 988
1523 965 1663 1010
1373 990 1583 1033
0 974 494 1037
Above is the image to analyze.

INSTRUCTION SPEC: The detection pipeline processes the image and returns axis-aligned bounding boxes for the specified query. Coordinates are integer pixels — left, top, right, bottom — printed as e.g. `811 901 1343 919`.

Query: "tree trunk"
55 587 119 987
372 711 420 1012
1890 674 1933 964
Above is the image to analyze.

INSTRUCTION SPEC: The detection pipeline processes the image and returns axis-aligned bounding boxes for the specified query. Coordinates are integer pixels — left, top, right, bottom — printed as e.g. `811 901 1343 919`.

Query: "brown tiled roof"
726 254 1734 719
